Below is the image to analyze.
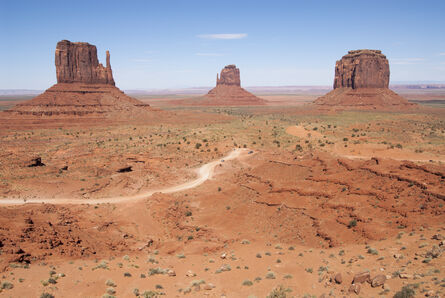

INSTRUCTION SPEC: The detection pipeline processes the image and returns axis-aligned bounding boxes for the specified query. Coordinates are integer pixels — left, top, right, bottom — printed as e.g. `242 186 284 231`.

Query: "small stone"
167 269 176 277
186 270 196 277
348 284 361 295
394 253 402 259
432 234 443 240
352 271 370 284
426 290 436 297
203 283 215 290
220 253 227 259
334 273 342 284
371 274 386 287
399 273 412 279
349 256 358 263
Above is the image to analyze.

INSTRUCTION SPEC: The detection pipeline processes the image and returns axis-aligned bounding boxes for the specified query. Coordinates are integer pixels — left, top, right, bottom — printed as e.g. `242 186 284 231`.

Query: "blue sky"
1 0 445 89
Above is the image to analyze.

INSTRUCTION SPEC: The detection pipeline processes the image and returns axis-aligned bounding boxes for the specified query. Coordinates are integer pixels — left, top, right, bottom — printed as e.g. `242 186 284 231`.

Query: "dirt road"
0 148 250 206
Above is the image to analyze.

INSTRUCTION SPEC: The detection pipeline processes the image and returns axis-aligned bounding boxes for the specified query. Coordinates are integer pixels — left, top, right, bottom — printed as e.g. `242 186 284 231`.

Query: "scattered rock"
371 274 386 287
334 273 342 284
432 234 443 240
203 283 215 290
186 270 196 277
117 166 132 173
399 273 412 279
352 271 370 284
348 283 361 295
425 245 442 259
220 252 227 259
167 269 176 277
28 157 45 167
426 290 436 297
348 256 359 263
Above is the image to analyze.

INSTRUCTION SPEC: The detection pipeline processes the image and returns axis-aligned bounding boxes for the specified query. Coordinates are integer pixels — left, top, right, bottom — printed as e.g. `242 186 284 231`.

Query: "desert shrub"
40 293 54 298
141 290 160 298
367 247 379 255
0 281 13 290
265 271 276 279
242 280 253 286
348 219 357 228
393 285 415 298
267 285 291 298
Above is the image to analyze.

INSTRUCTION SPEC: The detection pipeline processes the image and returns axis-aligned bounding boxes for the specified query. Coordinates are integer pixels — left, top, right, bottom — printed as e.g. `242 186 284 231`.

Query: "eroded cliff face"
333 50 389 89
216 65 241 87
55 40 115 85
314 49 415 110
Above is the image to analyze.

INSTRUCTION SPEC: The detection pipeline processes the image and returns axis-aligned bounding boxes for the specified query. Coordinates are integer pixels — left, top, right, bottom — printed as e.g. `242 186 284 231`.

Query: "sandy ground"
0 101 444 297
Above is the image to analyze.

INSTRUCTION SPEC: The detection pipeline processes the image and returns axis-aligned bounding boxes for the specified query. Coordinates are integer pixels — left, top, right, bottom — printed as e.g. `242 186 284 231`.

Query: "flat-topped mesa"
334 49 389 89
314 49 416 110
55 40 115 85
216 64 241 86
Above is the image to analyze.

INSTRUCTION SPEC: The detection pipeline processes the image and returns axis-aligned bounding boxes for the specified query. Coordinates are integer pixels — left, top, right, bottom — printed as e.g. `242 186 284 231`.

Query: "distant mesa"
314 49 416 110
204 65 266 106
6 40 151 117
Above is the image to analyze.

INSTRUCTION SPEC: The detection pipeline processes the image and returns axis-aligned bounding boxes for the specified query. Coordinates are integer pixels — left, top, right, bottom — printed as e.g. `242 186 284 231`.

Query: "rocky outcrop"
55 40 115 85
334 50 389 89
202 65 266 106
314 49 416 110
216 65 241 86
6 40 152 118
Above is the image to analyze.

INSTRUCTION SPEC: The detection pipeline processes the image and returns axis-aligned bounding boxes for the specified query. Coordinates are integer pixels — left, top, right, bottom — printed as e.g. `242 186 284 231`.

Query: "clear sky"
1 0 445 89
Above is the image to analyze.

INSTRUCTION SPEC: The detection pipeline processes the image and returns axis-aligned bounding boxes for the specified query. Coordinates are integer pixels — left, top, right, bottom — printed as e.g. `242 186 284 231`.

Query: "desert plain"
0 85 444 298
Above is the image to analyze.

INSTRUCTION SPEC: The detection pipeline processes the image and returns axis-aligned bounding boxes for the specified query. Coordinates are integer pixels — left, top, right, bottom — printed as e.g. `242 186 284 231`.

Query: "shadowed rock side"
5 40 151 118
204 65 266 105
315 49 416 110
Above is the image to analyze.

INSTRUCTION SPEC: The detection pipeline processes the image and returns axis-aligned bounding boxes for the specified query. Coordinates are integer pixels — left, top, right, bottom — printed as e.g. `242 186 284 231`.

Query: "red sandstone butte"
315 49 416 110
204 65 266 106
6 40 151 117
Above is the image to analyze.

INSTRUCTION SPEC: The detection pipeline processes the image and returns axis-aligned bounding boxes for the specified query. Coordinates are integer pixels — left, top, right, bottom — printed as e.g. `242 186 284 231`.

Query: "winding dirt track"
0 148 250 206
